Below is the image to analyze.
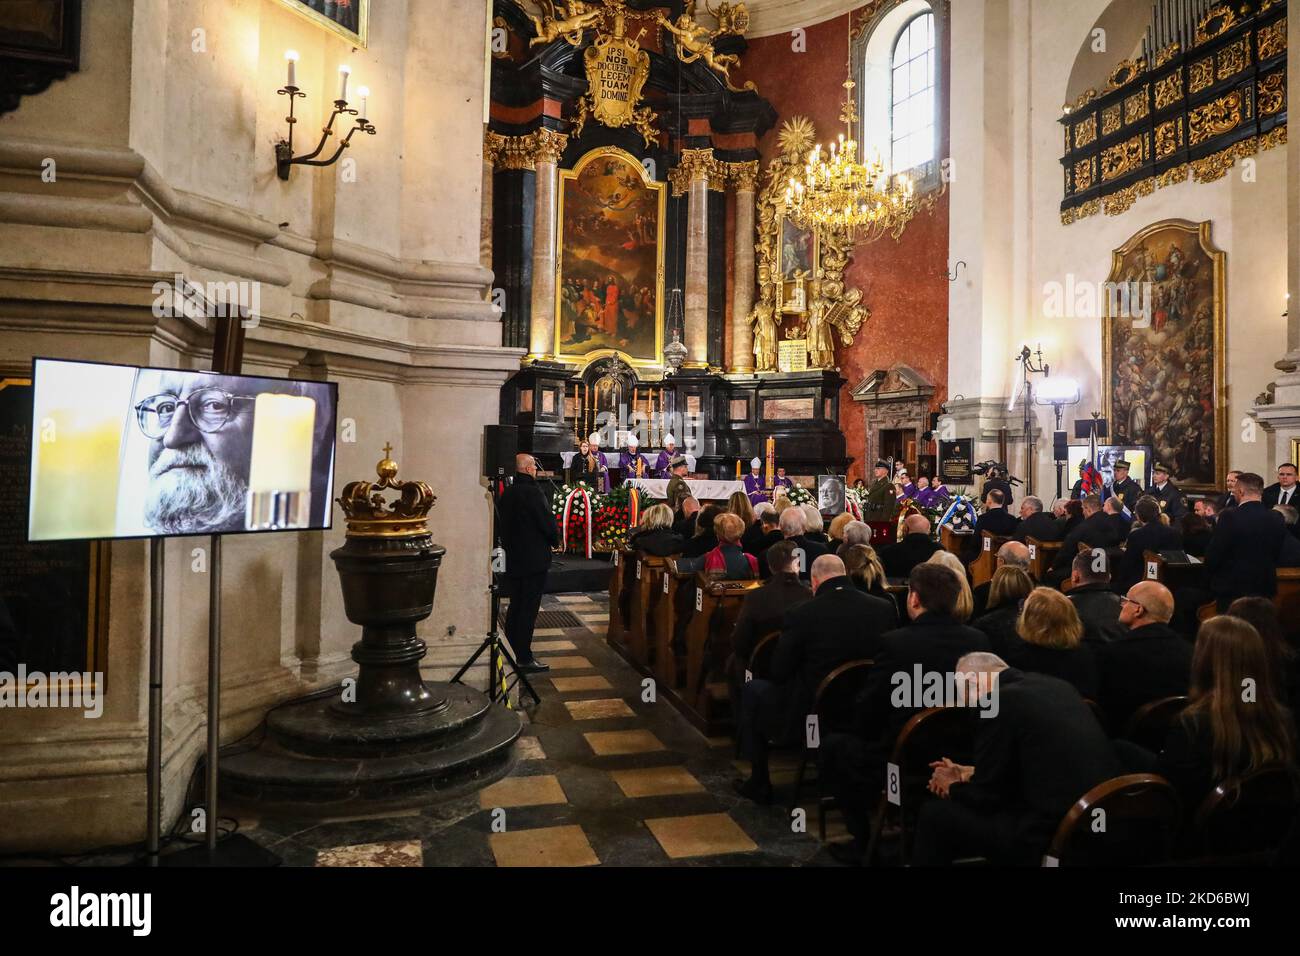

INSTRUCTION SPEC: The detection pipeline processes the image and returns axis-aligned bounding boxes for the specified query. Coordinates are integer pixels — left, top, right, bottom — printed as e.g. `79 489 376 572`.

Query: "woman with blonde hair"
828 511 855 546
726 490 756 528
972 565 1034 657
840 543 898 624
628 502 684 557
1007 587 1098 698
1156 615 1297 814
925 550 974 622
677 512 757 579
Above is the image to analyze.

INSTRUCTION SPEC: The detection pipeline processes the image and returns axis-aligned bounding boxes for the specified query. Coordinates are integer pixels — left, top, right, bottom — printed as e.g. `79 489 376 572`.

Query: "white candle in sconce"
285 49 299 88
246 393 317 530
357 86 370 118
338 64 351 102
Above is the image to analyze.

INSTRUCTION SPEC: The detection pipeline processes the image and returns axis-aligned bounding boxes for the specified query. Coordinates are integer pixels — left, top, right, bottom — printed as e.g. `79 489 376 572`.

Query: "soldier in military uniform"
1147 462 1188 520
863 459 897 521
1107 458 1144 512
1068 459 1093 500
665 456 692 513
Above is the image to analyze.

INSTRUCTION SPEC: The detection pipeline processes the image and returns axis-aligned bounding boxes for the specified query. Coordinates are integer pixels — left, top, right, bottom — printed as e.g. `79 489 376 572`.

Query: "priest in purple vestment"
773 466 792 493
653 433 679 477
743 457 767 505
586 432 610 492
619 434 649 481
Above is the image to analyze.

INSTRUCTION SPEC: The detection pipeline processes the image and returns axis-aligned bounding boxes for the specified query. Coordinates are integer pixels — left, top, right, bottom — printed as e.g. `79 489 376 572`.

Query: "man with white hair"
801 503 827 544
971 540 1031 616
841 520 872 547
653 433 679 477
913 651 1122 866
1012 495 1061 544
743 501 779 553
761 504 828 580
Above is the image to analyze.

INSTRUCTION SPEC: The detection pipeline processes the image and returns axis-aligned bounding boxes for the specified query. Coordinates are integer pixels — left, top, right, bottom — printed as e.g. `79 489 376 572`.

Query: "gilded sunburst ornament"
776 116 816 162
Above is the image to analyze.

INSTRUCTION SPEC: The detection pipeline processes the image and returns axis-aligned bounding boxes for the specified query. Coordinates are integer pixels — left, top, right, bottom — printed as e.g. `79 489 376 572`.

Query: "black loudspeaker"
483 424 518 479
1073 418 1108 439
1053 430 1068 462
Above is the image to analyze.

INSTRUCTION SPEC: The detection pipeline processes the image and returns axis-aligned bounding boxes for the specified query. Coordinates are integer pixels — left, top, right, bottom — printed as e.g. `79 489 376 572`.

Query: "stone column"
673 148 717 369
480 129 496 274
729 161 759 373
527 128 568 361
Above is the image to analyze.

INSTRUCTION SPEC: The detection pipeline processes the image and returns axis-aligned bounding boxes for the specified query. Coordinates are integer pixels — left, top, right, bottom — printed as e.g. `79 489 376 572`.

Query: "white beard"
145 444 248 534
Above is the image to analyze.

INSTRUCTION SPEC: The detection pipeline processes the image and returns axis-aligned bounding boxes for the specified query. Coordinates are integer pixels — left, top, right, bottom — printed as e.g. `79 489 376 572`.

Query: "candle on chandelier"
284 49 299 88
338 64 352 101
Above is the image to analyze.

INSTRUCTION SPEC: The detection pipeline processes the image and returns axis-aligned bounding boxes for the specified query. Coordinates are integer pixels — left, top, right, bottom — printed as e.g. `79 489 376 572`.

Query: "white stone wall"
0 0 512 851
947 0 1288 500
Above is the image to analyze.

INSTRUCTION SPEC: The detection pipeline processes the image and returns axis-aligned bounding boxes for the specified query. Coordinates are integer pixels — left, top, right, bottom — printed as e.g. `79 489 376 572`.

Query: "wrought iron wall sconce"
275 53 376 181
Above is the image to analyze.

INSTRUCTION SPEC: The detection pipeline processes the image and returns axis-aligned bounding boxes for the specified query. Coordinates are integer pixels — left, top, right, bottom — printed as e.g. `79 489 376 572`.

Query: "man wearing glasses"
133 372 330 535
1094 581 1191 733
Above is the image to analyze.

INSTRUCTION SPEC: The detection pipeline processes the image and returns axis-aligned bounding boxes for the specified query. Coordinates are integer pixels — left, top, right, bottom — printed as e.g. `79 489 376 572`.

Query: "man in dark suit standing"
1013 496 1061 544
1262 462 1299 509
914 655 1122 865
1095 581 1191 732
497 453 561 672
1148 463 1188 520
1114 495 1183 592
734 554 895 804
1216 470 1241 512
818 562 992 862
1205 471 1287 607
879 513 940 579
975 488 1020 536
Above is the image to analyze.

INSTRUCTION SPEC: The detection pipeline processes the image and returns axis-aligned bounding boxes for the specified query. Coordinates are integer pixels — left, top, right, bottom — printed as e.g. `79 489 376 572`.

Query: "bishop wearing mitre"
653 434 679 477
743 457 767 505
619 434 649 481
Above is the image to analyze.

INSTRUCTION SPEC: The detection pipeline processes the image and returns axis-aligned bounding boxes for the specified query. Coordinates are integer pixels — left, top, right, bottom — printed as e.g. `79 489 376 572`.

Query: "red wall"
732 10 950 482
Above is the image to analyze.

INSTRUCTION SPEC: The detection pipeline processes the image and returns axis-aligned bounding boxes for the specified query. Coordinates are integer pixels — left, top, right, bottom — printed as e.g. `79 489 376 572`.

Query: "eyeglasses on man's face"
1120 595 1149 614
134 387 256 440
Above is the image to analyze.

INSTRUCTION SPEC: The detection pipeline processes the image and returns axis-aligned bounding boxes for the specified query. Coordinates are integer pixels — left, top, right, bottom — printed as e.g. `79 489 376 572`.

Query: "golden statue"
705 0 751 35
655 2 756 92
750 299 779 372
528 0 604 47
805 278 836 369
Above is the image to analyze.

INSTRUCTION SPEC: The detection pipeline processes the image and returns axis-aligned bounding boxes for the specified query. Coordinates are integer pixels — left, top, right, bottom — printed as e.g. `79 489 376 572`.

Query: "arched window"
890 12 935 176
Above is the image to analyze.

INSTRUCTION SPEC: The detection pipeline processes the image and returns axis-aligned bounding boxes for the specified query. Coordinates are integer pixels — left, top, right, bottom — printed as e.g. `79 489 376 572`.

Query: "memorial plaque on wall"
0 377 108 679
937 437 974 485
777 339 808 373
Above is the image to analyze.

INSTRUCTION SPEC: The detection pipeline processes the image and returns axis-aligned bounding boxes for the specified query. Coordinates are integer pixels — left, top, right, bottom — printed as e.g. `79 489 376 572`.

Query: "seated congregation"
606 470 1300 867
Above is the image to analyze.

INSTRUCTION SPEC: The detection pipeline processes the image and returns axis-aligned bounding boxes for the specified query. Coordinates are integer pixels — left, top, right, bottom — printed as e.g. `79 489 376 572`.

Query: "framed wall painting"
1103 218 1226 492
273 0 369 47
555 147 665 368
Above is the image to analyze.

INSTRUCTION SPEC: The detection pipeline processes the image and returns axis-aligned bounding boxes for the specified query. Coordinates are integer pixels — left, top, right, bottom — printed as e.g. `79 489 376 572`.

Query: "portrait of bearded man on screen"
132 372 334 535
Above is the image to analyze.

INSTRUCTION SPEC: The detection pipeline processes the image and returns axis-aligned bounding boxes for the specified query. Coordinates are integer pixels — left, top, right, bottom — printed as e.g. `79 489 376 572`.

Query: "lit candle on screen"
247 393 316 529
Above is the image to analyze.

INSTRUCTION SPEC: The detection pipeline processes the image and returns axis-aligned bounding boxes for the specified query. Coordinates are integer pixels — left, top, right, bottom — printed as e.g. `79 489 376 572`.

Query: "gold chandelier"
784 27 921 242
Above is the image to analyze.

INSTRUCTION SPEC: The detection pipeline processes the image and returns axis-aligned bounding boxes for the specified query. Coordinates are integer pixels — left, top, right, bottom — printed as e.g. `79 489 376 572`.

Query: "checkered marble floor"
230 590 843 867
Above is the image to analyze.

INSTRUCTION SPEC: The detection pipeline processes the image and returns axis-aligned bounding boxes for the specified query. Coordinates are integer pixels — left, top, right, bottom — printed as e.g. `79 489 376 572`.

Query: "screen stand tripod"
451 581 540 709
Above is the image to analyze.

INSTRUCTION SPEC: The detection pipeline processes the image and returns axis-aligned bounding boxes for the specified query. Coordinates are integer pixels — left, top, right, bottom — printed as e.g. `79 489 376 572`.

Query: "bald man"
1094 581 1191 732
879 513 941 579
734 552 897 804
496 452 561 672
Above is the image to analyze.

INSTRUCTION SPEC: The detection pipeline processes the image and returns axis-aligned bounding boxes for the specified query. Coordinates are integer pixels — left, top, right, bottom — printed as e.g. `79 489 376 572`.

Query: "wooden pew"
940 525 971 557
606 547 637 651
652 565 693 690
1198 568 1300 637
627 554 671 669
1025 537 1062 583
684 575 760 733
969 532 1011 588
1142 549 1204 592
